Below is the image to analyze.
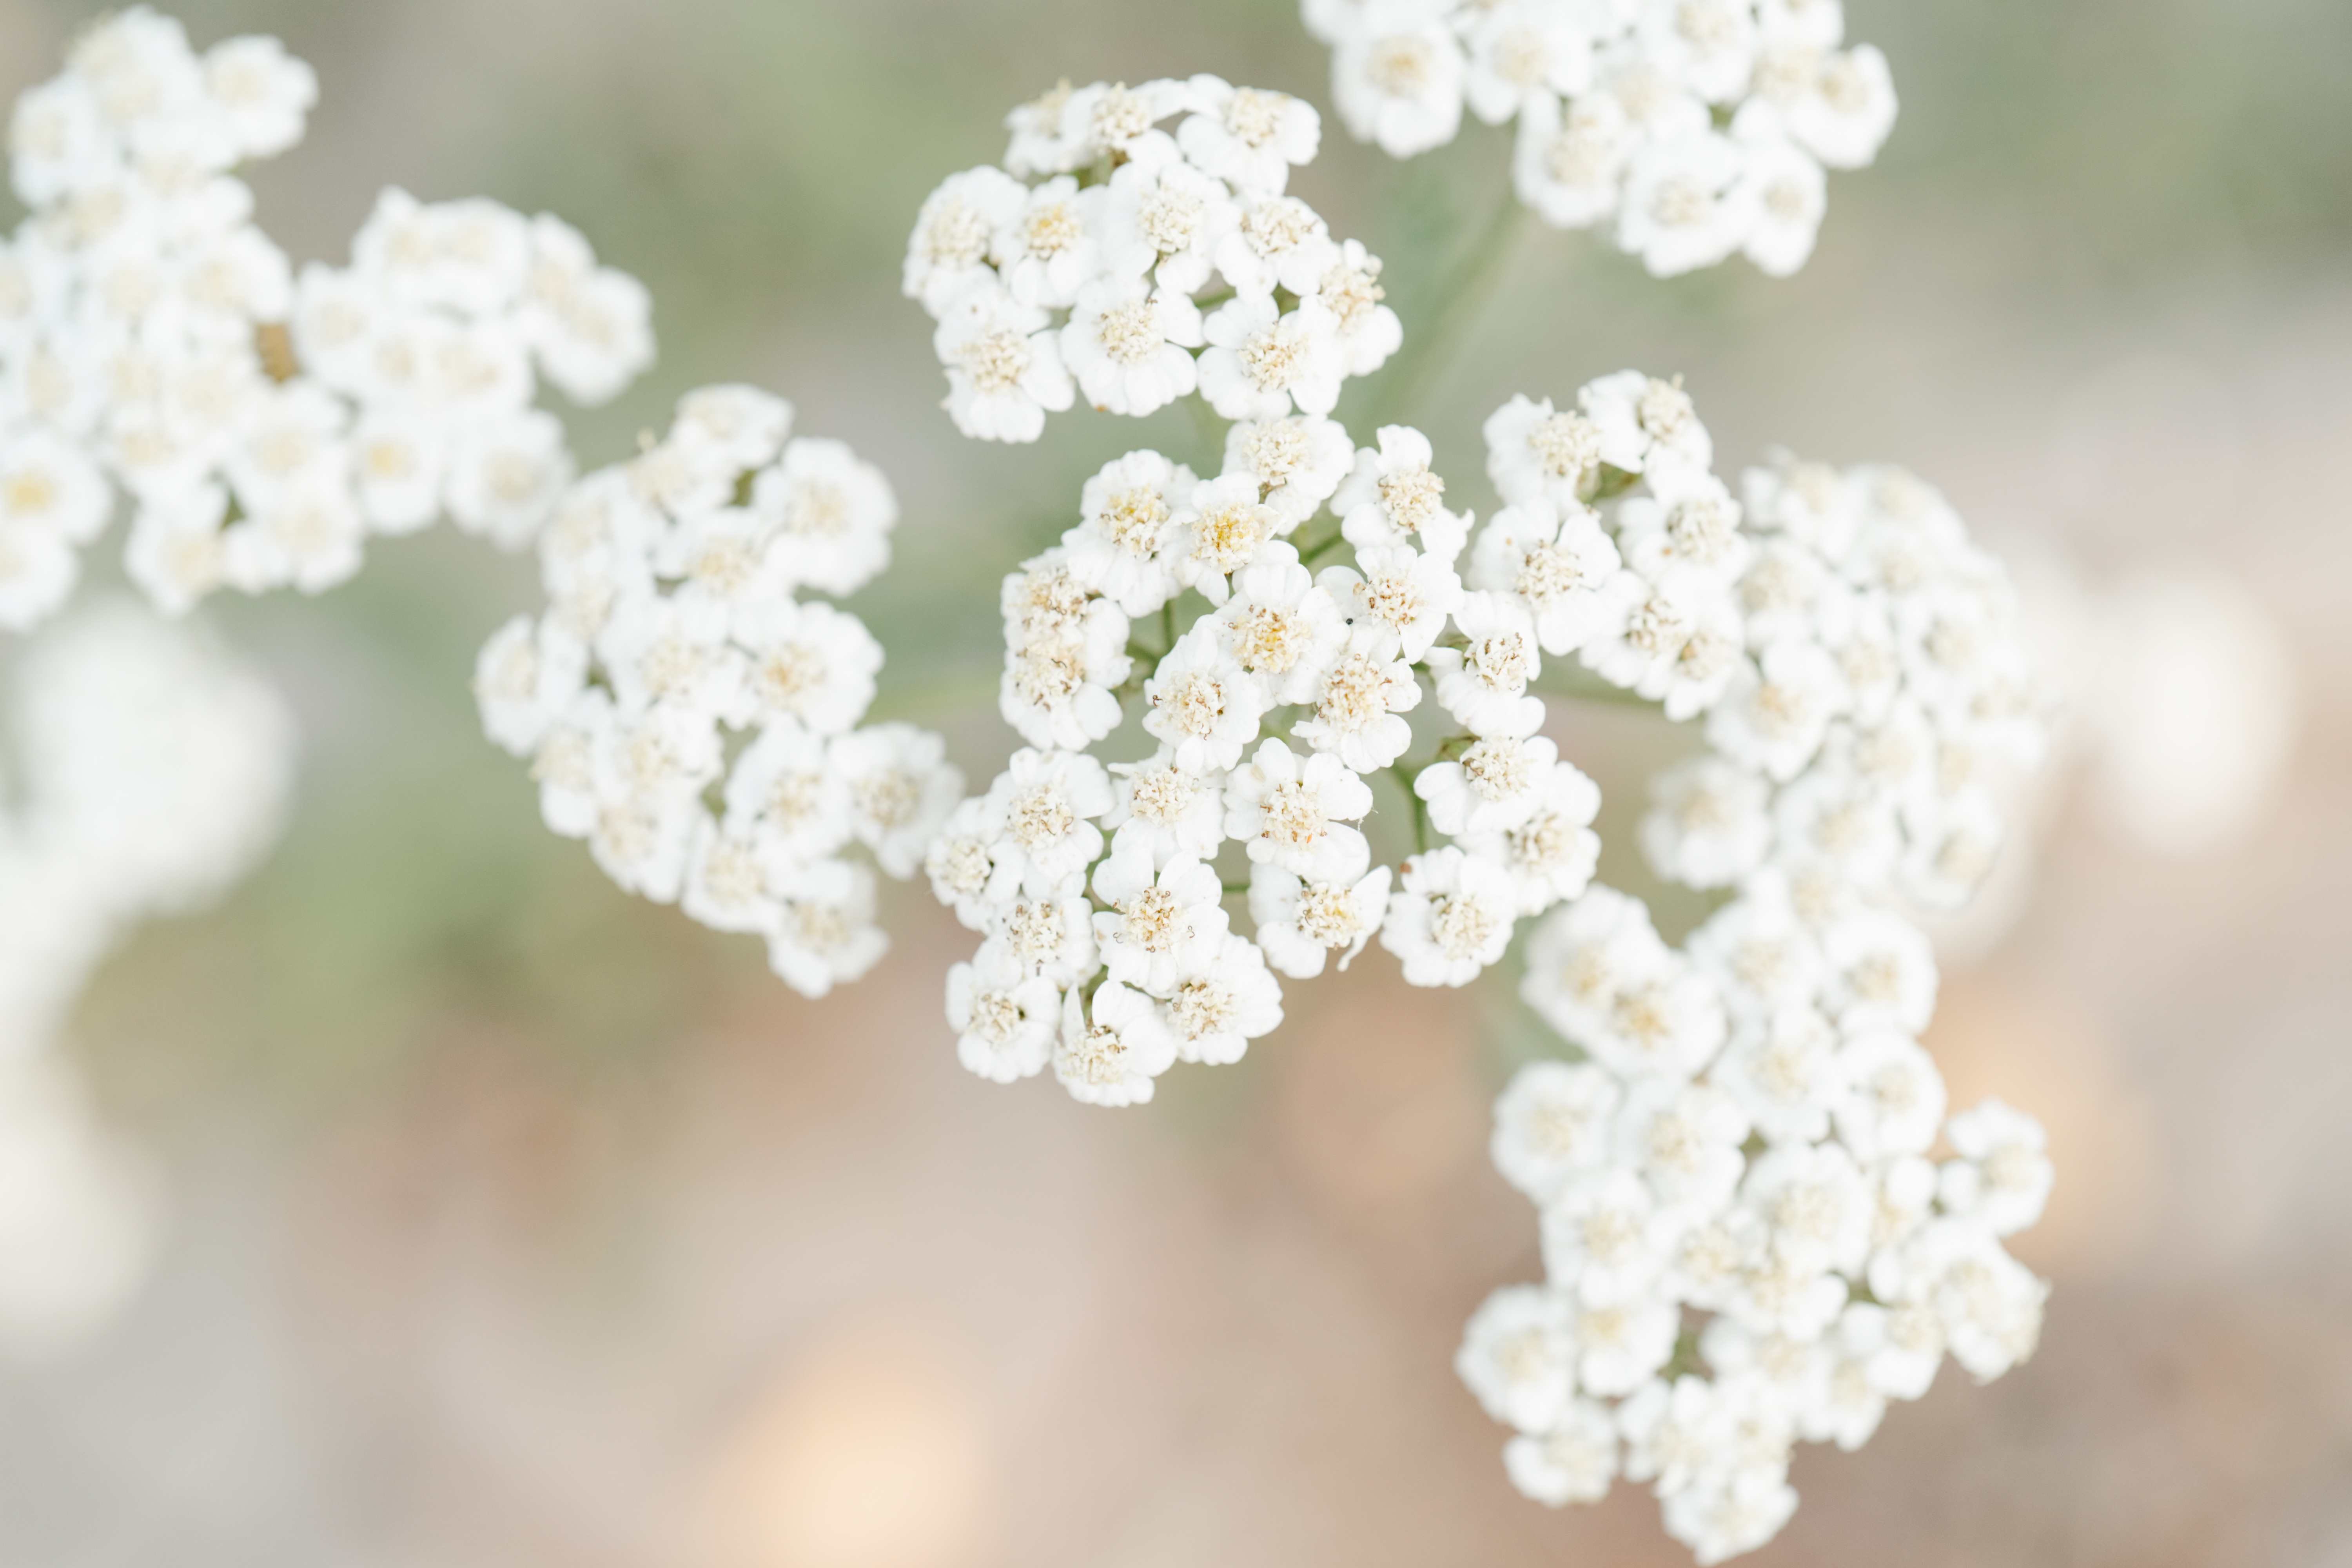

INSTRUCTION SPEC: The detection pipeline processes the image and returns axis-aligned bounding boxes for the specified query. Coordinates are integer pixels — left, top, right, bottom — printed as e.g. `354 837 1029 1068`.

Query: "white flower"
933 283 1075 443
989 175 1103 310
1468 497 1625 656
987 893 1101 989
1512 90 1634 229
1773 45 1898 170
751 437 898 599
0 519 79 631
1456 759 1603 916
520 213 655 405
1706 637 1850 780
1220 414 1354 527
679 815 783 937
767 858 889 999
1198 294 1345 421
1334 424 1469 565
830 723 962 879
1163 932 1284 1065
1465 2 1599 125
1104 748 1228 866
1661 1467 1800 1567
1485 392 1608 512
1686 884 1826 1022
1248 862 1391 979
1639 753 1773 889
1819 908 1937 1033
1458 1284 1580 1434
1616 465 1751 586
1938 1098 2053 1238
904 165 1027 312
1581 574 1744 720
926 796 1013 930
1223 737 1373 882
473 613 590 757
1579 370 1714 477
1420 732 1561 839
1637 0 1762 103
1314 238 1403 378
1330 5 1467 159
1064 449 1194 617
1733 134 1828 277
1539 1169 1677 1307
1100 151 1239 294
1573 1293 1680 1396
1491 1060 1624 1204
1710 1003 1848 1145
947 943 1062 1084
1089 840 1229 997
1294 646 1419 773
1213 550 1349 705
1213 192 1340 298
1830 1028 1946 1161
1742 1139 1871 1276
1002 80 1087 178
1177 77 1321 194
1000 561 1132 751
1382 846 1518 988
1321 544 1463 663
1060 274 1202 417
1503 1400 1620 1508
1169 472 1284 606
1055 980 1179 1107
1771 760 1902 890
446 408 572 550
1427 592 1546 739
729 718 856 866
1142 625 1267 774
980 746 1114 897
1614 1079 1750 1212
733 597 881 734
1617 133 1753 279
1899 1219 2047 1382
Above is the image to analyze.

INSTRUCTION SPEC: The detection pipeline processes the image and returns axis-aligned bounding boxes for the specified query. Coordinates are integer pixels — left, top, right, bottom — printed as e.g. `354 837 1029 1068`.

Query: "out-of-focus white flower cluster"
1454 373 2054 1563
926 415 1609 1104
475 386 962 1000
1302 0 1897 277
0 598 295 1359
904 77 1401 442
0 7 653 630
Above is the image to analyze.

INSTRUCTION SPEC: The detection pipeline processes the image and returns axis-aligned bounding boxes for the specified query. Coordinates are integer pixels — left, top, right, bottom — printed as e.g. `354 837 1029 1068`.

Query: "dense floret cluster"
0 7 651 629
1303 0 1897 276
926 412 1610 1103
904 77 1401 442
1454 374 2052 1562
475 386 961 998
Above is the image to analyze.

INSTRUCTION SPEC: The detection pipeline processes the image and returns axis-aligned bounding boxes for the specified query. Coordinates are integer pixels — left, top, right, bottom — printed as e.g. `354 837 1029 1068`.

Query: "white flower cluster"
475 386 961 1000
1303 0 1897 277
1455 375 2052 1562
927 417 1607 1104
904 77 1401 443
0 7 653 630
0 599 295 1358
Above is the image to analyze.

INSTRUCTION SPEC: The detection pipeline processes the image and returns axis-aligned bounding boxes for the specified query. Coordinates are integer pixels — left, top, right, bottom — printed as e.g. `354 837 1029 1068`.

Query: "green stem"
1367 183 1529 430
1298 525 1350 566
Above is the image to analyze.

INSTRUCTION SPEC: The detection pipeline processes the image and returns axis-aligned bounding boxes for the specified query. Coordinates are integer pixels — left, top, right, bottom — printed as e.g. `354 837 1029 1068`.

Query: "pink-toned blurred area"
5 0 2352 1564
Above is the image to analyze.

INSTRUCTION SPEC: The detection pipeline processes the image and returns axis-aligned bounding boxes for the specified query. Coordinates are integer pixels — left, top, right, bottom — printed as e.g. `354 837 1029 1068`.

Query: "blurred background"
4 0 2351 1563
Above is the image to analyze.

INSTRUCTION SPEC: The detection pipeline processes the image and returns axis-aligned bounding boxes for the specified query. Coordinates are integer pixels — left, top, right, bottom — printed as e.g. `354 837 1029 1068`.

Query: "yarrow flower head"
905 76 1401 443
1304 0 1900 277
475 386 959 999
931 408 1610 1105
0 8 653 632
1454 370 2053 1563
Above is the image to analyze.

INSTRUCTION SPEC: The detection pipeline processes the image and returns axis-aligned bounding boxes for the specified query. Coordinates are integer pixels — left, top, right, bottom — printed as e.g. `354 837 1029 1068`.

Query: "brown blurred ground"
4 0 2352 1564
